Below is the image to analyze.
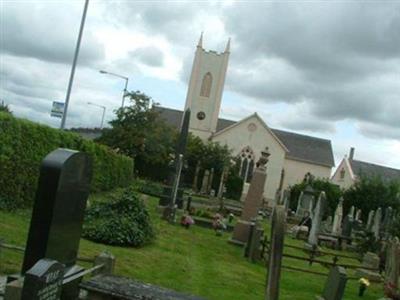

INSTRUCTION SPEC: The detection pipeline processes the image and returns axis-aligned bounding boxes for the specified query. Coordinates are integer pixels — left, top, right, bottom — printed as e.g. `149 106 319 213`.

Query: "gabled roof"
271 129 335 167
350 159 400 182
212 113 289 152
155 106 335 167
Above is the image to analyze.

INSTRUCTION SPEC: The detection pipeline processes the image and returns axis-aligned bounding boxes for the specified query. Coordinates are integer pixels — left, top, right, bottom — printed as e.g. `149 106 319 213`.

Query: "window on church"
340 168 345 179
237 146 255 183
200 72 212 97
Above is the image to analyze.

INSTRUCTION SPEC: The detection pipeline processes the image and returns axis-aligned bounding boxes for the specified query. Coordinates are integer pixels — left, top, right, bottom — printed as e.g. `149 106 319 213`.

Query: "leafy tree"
97 91 176 180
0 101 11 114
185 134 233 190
289 178 342 217
343 176 400 222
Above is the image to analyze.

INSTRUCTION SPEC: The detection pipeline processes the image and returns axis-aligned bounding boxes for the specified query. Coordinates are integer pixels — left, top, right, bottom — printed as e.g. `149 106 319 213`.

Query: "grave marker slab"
21 259 64 300
232 148 270 245
317 266 347 300
265 206 286 300
22 148 92 273
308 192 326 246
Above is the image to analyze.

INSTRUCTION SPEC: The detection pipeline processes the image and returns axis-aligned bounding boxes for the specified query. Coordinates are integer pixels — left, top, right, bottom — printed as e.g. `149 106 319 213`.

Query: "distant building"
331 147 400 189
157 35 335 205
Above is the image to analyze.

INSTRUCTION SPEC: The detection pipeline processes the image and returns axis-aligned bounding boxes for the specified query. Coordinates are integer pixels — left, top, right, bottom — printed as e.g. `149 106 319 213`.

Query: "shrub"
83 188 155 246
0 113 134 209
135 179 164 196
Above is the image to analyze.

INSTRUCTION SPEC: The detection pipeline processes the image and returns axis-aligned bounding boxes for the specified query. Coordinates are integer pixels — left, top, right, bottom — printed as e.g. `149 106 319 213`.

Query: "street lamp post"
88 102 106 128
60 0 90 130
99 70 129 108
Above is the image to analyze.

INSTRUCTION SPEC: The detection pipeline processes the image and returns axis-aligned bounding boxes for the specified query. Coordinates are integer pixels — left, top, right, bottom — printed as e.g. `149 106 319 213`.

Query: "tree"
289 178 342 218
343 176 400 221
0 101 12 114
184 134 233 190
97 91 176 180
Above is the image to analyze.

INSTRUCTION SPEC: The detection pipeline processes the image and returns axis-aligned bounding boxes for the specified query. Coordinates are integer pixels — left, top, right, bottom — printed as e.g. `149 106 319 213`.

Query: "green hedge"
0 112 134 209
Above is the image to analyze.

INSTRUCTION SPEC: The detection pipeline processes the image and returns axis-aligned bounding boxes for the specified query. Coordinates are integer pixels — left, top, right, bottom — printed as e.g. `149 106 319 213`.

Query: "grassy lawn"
0 189 384 300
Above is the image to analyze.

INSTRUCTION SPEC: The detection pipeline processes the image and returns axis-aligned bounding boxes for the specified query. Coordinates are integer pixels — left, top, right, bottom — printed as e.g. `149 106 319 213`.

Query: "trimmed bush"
0 112 134 209
83 188 154 246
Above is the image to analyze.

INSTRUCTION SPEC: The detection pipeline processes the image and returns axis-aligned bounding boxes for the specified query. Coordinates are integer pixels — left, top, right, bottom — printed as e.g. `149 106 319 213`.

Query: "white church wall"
283 158 332 189
212 115 286 204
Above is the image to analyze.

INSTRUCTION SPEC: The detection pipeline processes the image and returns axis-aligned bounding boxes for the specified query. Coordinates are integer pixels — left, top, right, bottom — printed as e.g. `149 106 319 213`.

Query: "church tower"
184 33 230 140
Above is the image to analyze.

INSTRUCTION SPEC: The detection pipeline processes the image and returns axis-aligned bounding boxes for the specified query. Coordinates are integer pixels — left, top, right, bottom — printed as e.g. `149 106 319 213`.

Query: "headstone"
245 222 264 262
349 206 355 219
200 170 210 194
372 207 382 239
308 192 327 246
21 259 64 300
317 266 347 300
341 214 353 238
240 182 250 202
295 185 315 217
282 189 290 212
383 207 393 236
265 206 286 300
160 109 190 209
207 168 214 194
231 148 270 245
355 252 382 281
163 154 184 222
22 149 92 273
186 196 192 212
332 198 344 235
385 237 400 288
355 209 362 221
321 216 333 234
366 210 375 232
192 162 200 192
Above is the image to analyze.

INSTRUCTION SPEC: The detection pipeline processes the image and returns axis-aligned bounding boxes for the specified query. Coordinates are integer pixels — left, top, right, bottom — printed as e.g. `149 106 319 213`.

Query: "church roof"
349 159 400 182
155 106 335 167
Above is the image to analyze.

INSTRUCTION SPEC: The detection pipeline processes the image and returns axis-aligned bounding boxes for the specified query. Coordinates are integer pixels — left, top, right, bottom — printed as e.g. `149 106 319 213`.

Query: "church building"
157 35 335 205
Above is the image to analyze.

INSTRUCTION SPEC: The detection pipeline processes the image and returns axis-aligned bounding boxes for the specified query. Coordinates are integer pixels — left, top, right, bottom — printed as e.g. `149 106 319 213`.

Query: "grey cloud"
358 122 400 140
130 47 164 67
1 2 105 65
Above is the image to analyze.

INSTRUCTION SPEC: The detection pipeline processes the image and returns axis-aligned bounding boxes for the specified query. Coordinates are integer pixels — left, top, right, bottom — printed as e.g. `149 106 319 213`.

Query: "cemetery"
1 112 399 299
1 8 400 299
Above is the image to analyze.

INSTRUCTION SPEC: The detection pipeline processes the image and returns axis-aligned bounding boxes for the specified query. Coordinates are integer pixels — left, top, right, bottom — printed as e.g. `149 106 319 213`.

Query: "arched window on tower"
237 146 255 183
200 72 212 97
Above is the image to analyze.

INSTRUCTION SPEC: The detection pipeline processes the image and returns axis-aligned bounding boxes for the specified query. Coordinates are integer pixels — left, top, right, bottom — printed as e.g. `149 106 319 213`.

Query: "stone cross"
317 266 347 300
366 210 375 232
265 206 286 300
332 197 343 235
385 237 400 288
21 259 64 300
22 149 92 273
308 192 326 246
232 148 270 245
372 207 382 239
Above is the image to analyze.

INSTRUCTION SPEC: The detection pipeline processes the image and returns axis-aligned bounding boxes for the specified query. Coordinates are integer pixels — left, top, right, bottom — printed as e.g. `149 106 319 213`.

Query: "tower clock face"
197 111 206 120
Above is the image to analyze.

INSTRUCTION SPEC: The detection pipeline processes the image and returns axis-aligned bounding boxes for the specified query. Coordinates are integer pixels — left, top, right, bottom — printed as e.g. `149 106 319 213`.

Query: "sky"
1 0 399 171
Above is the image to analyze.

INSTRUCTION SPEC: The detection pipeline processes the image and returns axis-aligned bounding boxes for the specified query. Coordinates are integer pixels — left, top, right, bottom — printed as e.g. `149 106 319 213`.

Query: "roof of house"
350 159 400 182
155 106 335 167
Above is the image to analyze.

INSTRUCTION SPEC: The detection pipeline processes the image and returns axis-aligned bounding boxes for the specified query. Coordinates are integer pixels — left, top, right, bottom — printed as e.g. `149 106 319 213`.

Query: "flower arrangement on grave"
180 214 195 229
358 278 370 296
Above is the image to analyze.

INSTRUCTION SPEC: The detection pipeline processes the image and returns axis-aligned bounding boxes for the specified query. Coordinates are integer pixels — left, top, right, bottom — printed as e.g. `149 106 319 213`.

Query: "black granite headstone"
22 148 92 273
21 259 64 300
